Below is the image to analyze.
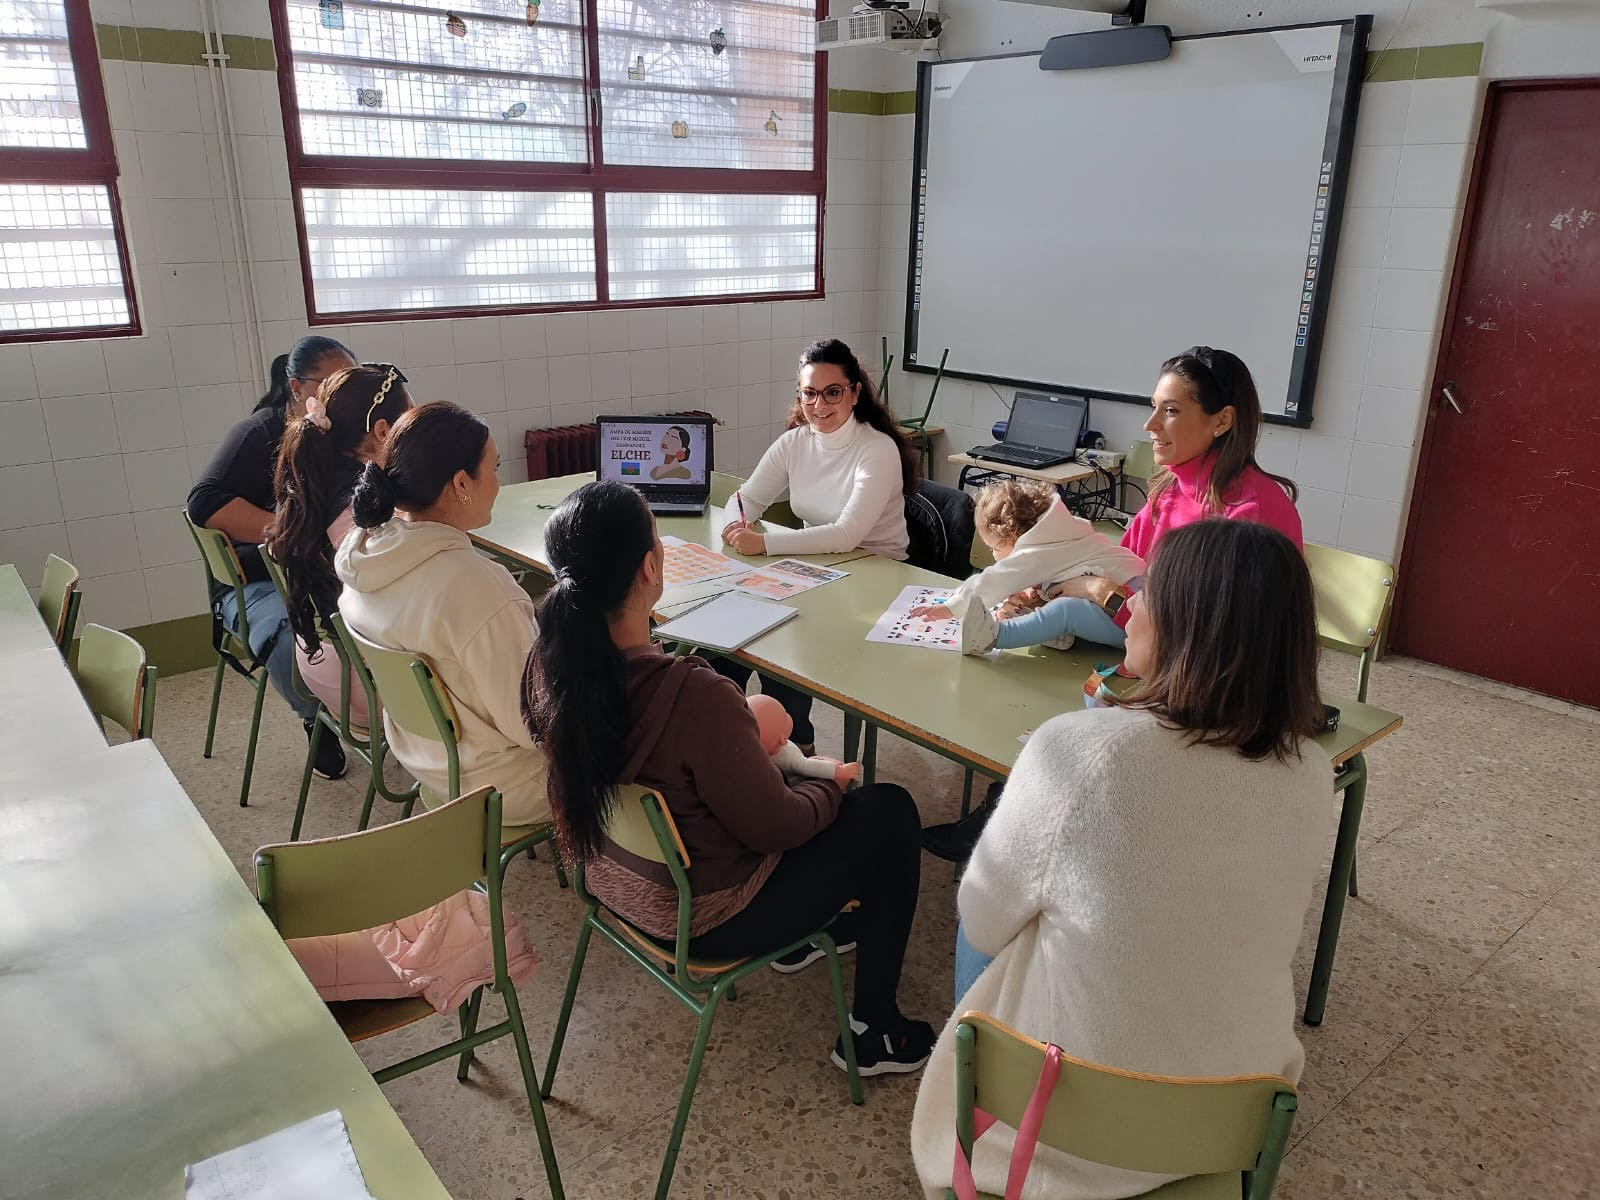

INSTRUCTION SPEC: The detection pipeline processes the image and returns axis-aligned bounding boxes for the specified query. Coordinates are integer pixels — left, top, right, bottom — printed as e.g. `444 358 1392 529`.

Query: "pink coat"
289 888 538 1014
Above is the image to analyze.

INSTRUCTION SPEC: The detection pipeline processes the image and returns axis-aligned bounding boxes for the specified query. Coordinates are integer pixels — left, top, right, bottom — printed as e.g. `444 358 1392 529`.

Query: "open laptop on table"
595 414 715 515
968 391 1088 469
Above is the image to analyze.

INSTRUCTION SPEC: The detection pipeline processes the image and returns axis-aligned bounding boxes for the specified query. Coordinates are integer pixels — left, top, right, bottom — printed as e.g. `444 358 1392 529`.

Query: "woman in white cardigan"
717 338 920 746
911 518 1332 1200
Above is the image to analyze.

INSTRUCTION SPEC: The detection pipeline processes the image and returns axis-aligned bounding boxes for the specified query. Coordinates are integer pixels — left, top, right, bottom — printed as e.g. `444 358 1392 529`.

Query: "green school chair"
895 343 950 480
948 1011 1296 1200
255 787 564 1200
73 622 158 741
1305 542 1396 900
183 514 269 808
37 553 82 652
542 786 863 1199
708 475 800 530
345 624 562 880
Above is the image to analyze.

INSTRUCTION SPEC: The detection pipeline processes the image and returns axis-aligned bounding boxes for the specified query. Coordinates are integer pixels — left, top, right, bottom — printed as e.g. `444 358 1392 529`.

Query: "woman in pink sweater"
964 346 1302 654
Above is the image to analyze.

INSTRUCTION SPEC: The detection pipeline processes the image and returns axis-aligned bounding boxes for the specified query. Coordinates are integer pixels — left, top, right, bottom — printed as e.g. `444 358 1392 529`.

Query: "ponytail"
524 480 657 862
255 354 293 414
352 402 489 530
267 364 410 652
254 334 354 414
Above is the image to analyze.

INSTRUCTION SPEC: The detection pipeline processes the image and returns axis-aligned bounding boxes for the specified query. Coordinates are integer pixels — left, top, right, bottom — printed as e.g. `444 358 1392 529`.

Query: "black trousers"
710 658 816 745
688 785 922 1028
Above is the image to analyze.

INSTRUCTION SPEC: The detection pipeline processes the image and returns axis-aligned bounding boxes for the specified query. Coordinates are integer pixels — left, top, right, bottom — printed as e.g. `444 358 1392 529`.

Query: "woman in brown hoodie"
524 480 936 1076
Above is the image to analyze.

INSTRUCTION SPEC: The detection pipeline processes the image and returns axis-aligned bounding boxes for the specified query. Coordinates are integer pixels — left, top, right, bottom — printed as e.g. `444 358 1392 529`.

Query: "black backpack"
904 480 976 581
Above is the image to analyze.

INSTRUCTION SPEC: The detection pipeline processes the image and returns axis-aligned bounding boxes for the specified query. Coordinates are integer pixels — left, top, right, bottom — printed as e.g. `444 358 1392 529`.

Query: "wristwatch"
1102 585 1134 629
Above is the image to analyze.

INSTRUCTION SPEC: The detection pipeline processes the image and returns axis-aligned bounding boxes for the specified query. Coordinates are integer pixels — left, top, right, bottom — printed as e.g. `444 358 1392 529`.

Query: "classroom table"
0 563 112 761
0 561 60 658
0 739 452 1200
475 474 1403 1025
947 451 1096 490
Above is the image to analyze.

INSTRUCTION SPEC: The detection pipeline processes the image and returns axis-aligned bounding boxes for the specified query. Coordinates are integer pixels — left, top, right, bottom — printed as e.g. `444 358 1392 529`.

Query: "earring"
459 491 470 505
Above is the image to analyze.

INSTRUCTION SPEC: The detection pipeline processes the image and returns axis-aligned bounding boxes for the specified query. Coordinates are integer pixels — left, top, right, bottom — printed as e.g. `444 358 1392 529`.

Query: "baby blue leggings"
994 595 1127 650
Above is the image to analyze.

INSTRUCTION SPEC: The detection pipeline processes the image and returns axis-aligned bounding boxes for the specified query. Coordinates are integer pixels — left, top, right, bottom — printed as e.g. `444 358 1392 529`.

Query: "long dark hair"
267 365 411 653
1148 347 1297 514
1114 519 1322 762
351 402 490 528
786 338 919 495
254 335 352 414
524 480 658 862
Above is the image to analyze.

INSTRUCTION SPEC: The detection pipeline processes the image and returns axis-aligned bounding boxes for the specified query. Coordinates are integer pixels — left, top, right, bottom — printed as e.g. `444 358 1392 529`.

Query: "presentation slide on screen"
598 421 709 485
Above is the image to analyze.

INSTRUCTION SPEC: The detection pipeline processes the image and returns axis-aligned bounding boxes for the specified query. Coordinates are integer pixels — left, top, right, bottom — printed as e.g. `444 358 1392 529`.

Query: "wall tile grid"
877 72 1484 565
0 15 888 631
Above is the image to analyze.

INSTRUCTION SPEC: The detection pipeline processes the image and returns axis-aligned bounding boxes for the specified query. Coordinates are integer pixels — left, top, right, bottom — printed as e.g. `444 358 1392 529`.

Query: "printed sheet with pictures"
865 584 964 652
727 558 850 601
659 536 745 588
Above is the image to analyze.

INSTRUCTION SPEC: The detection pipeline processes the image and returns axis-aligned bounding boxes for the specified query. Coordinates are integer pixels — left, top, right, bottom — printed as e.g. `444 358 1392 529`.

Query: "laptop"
595 414 716 515
969 391 1088 470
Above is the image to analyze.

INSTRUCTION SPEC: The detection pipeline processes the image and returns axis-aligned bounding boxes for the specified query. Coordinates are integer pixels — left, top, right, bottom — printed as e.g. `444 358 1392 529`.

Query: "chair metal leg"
820 936 864 1104
1348 850 1359 898
203 656 225 758
542 914 596 1098
656 986 728 1200
291 715 323 841
502 984 566 1200
1304 756 1366 1026
455 987 483 1081
237 672 268 808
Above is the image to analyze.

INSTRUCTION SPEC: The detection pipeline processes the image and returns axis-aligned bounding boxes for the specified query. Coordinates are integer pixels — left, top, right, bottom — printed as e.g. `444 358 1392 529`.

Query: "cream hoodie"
946 496 1144 613
335 519 549 826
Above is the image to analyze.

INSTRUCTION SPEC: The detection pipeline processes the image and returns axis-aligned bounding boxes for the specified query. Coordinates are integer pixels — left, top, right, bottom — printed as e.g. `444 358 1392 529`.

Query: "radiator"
523 411 719 482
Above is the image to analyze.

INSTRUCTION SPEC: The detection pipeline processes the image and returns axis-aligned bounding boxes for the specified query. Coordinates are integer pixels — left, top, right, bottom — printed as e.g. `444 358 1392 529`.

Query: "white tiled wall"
0 5 885 631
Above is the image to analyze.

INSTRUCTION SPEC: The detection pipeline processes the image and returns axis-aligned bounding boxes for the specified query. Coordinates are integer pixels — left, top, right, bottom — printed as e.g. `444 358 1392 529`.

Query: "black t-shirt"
186 405 362 592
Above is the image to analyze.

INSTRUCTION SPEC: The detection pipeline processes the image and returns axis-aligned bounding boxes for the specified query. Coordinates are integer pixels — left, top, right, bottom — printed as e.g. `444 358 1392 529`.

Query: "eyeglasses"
361 362 408 432
797 384 853 407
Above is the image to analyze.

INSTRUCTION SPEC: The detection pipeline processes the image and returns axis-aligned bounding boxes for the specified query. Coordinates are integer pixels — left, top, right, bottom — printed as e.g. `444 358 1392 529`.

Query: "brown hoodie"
582 644 843 940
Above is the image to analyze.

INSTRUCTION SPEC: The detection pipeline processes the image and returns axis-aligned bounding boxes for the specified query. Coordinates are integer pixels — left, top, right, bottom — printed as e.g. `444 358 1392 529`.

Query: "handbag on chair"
951 1043 1063 1200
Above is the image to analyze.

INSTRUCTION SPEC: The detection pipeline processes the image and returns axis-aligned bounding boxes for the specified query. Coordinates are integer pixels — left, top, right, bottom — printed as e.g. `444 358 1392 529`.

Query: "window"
272 0 823 320
0 0 138 340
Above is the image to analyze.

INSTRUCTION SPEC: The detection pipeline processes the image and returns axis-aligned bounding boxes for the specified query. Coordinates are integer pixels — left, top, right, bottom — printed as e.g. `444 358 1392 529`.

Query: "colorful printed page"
727 558 850 600
660 536 746 588
866 584 964 652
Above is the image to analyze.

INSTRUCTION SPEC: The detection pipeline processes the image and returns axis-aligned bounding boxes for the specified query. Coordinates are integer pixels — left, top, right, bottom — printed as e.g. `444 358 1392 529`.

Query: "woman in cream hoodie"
335 402 549 826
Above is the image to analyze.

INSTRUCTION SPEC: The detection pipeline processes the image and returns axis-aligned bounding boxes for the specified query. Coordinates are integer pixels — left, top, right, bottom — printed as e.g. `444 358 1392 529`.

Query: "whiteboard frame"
901 16 1371 429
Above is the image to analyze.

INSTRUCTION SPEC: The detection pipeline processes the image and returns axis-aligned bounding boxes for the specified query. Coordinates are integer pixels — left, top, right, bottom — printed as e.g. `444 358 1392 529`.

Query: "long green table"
0 563 116 760
0 740 451 1200
475 474 1402 1024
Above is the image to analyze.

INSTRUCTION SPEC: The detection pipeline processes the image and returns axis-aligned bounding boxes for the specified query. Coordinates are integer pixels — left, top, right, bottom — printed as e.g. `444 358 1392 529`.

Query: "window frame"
270 0 830 324
0 0 141 343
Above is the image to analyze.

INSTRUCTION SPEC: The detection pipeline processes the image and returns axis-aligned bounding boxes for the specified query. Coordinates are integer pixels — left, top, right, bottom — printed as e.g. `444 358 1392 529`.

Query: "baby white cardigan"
911 706 1332 1199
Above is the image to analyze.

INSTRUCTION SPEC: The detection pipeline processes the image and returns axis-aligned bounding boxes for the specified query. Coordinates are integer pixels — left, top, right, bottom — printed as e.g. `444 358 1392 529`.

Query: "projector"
816 2 942 52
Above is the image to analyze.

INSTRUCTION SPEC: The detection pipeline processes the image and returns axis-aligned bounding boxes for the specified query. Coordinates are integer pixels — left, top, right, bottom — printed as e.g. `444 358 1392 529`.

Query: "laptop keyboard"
971 443 1061 465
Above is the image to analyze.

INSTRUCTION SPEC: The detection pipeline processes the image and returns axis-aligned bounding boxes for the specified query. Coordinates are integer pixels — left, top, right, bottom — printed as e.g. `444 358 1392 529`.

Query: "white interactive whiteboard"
905 19 1368 425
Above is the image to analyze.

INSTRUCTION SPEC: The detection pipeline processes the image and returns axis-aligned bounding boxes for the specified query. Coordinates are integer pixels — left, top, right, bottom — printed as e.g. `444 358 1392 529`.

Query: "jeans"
688 785 922 1028
219 580 318 722
995 595 1127 651
709 658 816 746
953 922 994 1008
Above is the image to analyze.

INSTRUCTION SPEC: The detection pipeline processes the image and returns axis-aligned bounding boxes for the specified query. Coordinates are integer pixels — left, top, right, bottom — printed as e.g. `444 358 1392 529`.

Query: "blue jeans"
953 922 994 1008
219 580 318 722
995 595 1126 651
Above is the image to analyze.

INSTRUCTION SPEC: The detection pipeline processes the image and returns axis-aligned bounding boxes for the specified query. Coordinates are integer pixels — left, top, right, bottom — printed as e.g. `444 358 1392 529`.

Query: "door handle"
1442 382 1463 414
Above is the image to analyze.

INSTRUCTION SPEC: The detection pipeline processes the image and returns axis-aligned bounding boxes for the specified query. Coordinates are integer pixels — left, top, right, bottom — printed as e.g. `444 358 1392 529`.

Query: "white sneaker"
955 591 999 655
1043 632 1077 651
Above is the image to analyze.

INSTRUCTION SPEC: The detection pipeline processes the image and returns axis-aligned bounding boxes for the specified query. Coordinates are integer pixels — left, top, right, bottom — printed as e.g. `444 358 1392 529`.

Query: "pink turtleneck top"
1122 453 1303 560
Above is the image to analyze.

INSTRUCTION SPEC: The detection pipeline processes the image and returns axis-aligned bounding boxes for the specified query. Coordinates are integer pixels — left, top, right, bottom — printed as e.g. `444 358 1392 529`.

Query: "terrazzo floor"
143 653 1600 1198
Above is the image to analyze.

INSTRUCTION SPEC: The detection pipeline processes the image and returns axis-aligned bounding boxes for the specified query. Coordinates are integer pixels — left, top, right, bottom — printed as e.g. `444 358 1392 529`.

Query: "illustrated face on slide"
660 428 685 462
1144 374 1233 468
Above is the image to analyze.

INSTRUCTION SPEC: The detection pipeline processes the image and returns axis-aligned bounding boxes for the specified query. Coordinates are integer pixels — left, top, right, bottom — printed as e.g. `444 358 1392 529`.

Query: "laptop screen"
1006 392 1087 452
596 416 713 490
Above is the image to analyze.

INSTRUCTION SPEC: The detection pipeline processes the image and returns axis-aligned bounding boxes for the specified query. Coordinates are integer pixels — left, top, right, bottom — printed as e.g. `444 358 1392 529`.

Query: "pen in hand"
735 491 747 526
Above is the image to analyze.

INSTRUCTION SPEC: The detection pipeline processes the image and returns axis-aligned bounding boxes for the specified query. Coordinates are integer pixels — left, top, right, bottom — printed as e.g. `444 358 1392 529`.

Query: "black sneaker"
831 1014 937 1077
771 909 859 974
920 803 994 863
304 720 348 780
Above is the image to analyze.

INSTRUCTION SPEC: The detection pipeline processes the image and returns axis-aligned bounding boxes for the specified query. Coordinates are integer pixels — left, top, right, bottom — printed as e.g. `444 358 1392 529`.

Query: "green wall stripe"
881 90 916 116
124 613 215 677
1367 41 1482 82
93 24 276 70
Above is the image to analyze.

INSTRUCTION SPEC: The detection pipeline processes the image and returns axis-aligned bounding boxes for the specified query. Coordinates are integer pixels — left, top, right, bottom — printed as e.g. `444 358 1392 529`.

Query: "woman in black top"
185 334 354 777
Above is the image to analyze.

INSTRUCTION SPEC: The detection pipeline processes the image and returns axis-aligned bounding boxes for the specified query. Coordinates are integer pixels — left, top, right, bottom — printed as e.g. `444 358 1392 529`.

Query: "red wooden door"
1391 81 1600 708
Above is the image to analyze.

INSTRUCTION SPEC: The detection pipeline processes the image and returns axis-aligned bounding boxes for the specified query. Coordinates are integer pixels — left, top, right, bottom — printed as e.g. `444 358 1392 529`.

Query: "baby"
749 694 861 787
909 478 1145 654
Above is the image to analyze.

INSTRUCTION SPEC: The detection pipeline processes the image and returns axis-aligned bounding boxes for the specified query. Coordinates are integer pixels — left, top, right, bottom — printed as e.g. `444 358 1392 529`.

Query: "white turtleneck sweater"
737 419 909 560
911 706 1332 1199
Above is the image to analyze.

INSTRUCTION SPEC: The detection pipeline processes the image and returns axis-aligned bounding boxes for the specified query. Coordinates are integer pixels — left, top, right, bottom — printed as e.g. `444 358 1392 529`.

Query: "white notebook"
654 592 799 652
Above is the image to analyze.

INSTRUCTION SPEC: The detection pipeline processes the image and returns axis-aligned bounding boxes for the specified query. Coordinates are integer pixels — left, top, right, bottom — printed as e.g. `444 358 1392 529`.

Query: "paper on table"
654 592 799 652
184 1110 376 1200
866 584 964 652
727 558 850 600
660 539 747 588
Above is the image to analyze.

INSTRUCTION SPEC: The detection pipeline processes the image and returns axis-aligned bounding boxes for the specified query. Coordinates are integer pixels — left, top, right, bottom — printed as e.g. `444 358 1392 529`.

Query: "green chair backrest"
1124 439 1156 482
1304 542 1395 703
708 474 799 529
587 787 701 976
956 1012 1295 1181
182 513 254 654
325 610 382 735
38 553 81 649
256 787 498 940
74 622 157 740
345 624 460 793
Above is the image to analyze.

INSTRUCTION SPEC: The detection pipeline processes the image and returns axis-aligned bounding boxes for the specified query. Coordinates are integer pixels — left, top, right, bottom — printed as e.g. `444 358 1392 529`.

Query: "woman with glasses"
186 334 356 779
336 402 552 827
717 339 921 748
266 364 413 727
